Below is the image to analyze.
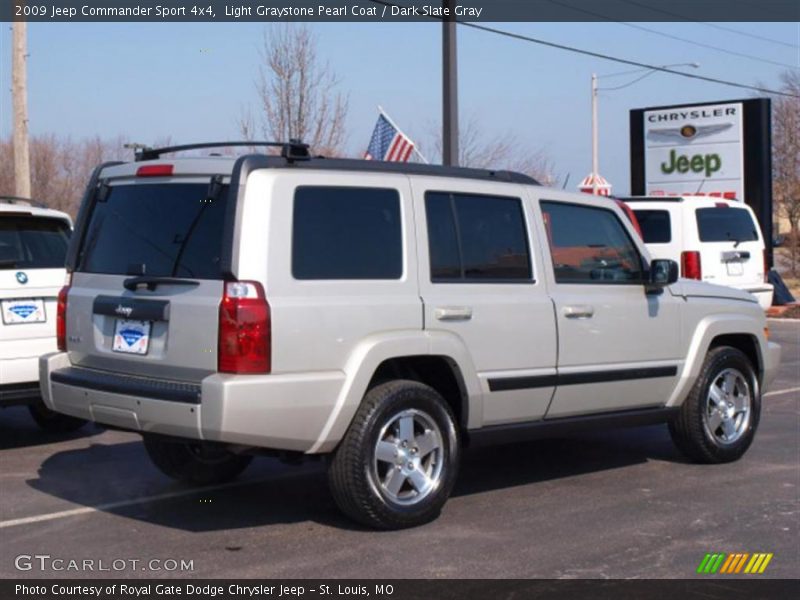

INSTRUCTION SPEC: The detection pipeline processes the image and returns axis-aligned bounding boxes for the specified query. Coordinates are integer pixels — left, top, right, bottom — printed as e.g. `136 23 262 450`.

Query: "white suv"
1 197 86 431
623 195 774 310
40 143 780 528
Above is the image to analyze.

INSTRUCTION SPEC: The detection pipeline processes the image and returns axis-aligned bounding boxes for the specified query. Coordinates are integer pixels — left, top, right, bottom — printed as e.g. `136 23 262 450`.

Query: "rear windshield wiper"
123 276 200 292
726 234 743 248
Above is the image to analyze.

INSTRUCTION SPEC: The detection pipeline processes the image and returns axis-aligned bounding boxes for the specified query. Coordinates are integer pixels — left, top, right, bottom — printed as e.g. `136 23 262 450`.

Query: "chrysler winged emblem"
647 123 733 142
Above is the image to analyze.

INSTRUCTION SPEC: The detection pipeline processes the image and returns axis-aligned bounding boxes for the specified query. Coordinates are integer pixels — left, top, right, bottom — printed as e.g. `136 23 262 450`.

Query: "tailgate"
695 206 765 288
66 179 230 383
1 215 70 349
66 274 223 382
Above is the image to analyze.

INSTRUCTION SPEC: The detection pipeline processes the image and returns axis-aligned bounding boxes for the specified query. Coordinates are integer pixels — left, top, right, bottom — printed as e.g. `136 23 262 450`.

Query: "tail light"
136 164 173 177
681 251 702 280
218 281 270 374
56 274 71 351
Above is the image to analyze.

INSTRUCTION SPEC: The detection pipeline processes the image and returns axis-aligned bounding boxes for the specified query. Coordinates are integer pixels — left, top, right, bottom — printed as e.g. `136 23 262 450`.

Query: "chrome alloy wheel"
371 408 444 506
704 368 752 445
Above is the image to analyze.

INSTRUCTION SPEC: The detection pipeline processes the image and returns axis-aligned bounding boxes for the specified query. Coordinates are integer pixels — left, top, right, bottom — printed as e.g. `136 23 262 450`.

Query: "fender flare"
307 330 481 453
665 313 766 407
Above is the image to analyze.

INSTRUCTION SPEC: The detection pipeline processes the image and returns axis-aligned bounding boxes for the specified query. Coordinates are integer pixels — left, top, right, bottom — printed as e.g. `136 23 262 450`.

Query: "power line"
455 22 799 98
699 22 797 49
546 0 798 70
366 0 799 98
619 21 798 70
616 0 798 48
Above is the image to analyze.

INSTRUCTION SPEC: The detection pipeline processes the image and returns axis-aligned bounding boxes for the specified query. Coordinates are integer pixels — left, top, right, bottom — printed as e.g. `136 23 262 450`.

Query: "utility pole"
442 0 458 166
591 73 598 195
12 21 31 199
590 63 699 196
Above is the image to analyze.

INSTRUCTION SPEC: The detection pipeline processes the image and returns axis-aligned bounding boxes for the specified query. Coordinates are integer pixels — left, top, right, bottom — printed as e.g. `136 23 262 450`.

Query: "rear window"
292 186 402 280
78 183 228 279
0 216 70 270
695 207 759 243
633 210 672 244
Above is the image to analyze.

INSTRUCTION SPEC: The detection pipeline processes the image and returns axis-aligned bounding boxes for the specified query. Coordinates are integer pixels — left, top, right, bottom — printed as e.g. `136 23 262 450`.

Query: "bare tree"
772 71 800 275
0 135 131 216
424 116 559 186
241 25 349 156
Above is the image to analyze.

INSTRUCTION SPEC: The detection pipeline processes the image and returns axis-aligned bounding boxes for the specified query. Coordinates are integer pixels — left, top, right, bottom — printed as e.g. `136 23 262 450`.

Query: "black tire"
669 346 760 463
328 380 460 529
28 401 87 433
142 434 253 485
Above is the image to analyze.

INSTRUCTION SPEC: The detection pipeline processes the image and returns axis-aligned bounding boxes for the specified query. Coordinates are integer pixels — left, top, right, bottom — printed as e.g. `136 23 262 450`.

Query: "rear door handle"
434 306 473 321
563 305 594 319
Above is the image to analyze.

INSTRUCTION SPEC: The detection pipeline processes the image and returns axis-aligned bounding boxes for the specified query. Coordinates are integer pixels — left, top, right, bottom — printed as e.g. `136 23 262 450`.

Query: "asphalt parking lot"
1 320 797 580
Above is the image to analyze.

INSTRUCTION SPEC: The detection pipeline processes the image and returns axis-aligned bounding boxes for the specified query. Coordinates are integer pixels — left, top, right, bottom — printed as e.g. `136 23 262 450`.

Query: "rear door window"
425 192 531 282
78 183 228 279
0 216 70 269
292 186 402 280
633 210 672 244
695 207 759 243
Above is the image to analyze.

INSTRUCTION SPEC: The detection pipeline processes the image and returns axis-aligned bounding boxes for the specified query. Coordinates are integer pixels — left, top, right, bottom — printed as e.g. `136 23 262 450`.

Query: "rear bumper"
40 353 345 453
762 341 781 393
747 286 774 311
0 354 46 406
0 382 41 406
733 283 774 310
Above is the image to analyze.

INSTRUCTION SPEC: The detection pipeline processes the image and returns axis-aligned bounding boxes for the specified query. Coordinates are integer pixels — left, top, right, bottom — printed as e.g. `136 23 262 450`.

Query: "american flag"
364 114 415 162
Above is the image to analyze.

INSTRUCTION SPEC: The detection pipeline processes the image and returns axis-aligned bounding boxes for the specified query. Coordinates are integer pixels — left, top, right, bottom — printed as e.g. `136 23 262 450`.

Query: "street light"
590 62 700 195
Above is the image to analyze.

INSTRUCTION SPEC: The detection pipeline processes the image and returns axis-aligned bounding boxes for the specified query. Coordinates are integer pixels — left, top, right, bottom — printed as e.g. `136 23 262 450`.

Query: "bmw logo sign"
16 272 28 285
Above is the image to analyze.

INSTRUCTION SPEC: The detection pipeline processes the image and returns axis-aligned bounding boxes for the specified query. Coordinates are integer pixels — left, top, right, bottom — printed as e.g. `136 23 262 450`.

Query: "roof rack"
0 196 46 208
122 140 539 185
230 155 540 185
130 140 310 162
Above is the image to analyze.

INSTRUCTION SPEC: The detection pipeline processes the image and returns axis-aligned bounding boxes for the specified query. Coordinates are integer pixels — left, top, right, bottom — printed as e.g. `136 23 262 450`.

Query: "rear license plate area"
725 261 744 276
112 319 151 355
1 298 45 324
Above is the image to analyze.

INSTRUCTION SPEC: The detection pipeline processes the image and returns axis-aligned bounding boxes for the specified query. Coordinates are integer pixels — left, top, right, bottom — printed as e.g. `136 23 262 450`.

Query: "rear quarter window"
0 216 70 269
292 186 402 280
633 210 672 244
695 207 759 243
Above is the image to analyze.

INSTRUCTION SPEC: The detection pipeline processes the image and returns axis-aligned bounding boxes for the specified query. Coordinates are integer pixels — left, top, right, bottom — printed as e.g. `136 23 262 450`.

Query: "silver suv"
40 142 781 528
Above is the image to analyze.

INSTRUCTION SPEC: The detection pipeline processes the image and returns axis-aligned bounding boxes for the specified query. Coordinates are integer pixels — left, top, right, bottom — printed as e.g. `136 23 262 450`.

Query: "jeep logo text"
661 149 721 178
115 305 133 317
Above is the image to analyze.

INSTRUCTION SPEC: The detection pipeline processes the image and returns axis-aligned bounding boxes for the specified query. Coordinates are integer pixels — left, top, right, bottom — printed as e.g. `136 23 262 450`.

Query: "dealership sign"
642 102 744 200
630 98 773 263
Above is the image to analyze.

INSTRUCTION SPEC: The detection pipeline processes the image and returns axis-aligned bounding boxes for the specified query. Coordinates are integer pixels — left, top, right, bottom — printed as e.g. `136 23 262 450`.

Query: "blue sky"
0 21 797 194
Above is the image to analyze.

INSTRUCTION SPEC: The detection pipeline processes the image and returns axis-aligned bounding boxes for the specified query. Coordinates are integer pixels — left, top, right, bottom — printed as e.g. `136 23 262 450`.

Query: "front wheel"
669 346 760 463
328 380 460 529
142 435 253 485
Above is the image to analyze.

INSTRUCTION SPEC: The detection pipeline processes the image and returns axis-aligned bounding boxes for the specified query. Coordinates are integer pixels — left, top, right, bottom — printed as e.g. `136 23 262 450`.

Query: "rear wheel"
142 435 253 485
669 346 760 463
328 380 460 529
28 402 87 433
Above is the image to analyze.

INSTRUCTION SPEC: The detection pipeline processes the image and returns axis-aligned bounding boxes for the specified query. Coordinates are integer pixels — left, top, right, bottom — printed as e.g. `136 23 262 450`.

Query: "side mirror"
649 259 679 286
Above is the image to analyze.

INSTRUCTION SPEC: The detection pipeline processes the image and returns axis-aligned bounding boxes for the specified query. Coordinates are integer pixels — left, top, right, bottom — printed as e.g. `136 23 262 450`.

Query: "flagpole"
377 105 429 164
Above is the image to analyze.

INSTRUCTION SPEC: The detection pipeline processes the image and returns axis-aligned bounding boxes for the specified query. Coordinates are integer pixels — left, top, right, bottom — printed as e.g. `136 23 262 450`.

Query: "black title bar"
5 579 798 600
3 0 799 22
